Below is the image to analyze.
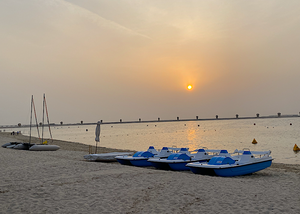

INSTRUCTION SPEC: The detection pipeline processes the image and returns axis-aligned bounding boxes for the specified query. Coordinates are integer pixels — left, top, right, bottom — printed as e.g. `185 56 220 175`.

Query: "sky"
1 0 300 125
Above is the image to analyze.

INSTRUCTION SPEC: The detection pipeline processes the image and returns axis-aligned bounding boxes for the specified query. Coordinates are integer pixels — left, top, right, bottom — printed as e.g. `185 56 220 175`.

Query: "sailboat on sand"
2 94 59 151
29 94 59 151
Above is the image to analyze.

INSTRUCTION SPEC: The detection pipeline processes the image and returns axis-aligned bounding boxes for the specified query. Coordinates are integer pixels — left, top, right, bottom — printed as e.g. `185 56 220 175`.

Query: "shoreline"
1 131 299 170
0 131 135 153
1 132 300 213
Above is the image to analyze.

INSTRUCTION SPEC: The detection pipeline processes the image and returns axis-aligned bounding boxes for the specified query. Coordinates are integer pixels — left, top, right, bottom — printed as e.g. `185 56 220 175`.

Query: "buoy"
252 138 257 144
293 144 300 151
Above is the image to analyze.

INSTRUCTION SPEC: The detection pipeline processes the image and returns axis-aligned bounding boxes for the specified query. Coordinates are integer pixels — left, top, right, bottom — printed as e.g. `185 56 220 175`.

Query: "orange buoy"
252 138 257 144
293 144 300 151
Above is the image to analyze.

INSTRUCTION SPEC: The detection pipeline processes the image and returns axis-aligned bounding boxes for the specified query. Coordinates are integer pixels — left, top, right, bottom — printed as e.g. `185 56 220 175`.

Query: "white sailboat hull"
29 144 60 151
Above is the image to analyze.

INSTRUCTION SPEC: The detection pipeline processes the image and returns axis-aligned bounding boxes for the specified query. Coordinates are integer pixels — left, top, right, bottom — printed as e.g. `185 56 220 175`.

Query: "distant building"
256 113 259 118
277 113 281 117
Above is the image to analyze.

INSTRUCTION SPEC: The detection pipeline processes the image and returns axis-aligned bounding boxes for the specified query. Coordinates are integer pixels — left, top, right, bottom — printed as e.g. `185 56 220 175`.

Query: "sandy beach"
1 132 299 214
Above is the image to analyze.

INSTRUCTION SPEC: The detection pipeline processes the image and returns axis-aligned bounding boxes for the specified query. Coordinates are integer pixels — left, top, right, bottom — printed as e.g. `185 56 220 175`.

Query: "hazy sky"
1 0 300 125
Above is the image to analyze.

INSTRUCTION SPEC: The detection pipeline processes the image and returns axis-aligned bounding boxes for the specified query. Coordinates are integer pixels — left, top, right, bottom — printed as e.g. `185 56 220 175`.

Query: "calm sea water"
4 117 300 164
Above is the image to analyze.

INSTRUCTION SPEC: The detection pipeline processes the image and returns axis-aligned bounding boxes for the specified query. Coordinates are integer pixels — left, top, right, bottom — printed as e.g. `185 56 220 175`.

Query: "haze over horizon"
1 0 300 126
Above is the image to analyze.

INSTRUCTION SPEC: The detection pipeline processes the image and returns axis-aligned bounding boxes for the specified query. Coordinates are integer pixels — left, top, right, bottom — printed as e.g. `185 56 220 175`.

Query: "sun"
187 84 193 90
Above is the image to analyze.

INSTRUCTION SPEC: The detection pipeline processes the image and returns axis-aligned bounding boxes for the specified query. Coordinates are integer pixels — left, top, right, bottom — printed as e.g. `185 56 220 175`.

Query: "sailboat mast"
44 94 53 143
32 97 40 139
29 95 33 145
41 93 45 144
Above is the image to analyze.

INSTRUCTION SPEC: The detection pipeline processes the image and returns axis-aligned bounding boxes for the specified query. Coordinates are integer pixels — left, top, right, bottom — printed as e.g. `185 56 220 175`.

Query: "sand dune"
1 132 299 214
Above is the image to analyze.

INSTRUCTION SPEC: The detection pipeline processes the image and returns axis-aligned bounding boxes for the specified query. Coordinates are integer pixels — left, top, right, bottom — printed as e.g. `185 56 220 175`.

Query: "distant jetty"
1 113 299 129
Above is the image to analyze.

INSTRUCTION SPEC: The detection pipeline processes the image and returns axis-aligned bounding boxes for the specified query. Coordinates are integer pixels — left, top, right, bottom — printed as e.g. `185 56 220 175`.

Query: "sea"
3 117 300 165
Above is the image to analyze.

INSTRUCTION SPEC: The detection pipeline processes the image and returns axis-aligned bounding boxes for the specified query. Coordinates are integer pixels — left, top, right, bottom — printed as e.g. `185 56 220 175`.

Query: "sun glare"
187 84 193 90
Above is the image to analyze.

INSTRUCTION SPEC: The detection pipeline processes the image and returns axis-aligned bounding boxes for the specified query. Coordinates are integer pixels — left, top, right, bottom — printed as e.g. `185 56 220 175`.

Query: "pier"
1 114 299 129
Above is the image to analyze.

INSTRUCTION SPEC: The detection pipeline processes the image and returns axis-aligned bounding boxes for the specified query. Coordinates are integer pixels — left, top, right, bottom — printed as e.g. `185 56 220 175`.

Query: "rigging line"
44 94 53 143
32 96 41 139
29 95 33 145
41 93 45 144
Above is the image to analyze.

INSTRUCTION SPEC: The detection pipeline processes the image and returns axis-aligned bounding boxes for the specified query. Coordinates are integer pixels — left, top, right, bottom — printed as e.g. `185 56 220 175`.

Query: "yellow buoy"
293 144 300 151
252 138 257 144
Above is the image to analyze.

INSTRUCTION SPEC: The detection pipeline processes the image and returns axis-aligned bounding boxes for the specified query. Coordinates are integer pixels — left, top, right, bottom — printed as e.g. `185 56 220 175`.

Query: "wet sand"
1 132 299 214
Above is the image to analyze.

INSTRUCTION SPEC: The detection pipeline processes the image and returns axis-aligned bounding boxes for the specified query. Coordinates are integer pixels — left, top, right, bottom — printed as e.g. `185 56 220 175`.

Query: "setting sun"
187 84 193 90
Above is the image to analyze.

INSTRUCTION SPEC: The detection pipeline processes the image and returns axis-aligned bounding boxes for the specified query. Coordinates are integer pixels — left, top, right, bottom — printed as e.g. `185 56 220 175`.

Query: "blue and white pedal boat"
148 147 189 170
187 150 273 177
115 146 174 167
168 149 222 171
149 148 222 171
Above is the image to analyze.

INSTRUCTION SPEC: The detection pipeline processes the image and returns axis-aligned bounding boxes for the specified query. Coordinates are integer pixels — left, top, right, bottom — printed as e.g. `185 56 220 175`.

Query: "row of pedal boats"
115 146 273 177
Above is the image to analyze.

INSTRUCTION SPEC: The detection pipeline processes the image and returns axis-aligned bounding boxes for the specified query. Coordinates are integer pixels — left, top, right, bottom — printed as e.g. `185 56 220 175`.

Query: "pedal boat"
187 150 273 177
149 148 223 171
167 149 222 171
148 147 189 170
115 146 174 167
